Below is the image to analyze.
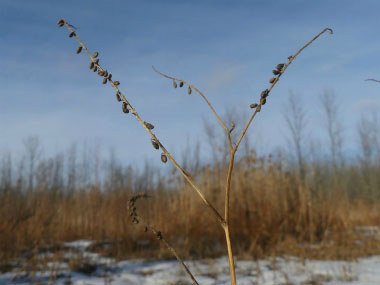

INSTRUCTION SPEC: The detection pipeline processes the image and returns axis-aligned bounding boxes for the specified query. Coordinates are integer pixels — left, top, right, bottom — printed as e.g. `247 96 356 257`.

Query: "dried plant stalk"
57 18 332 285
128 194 198 285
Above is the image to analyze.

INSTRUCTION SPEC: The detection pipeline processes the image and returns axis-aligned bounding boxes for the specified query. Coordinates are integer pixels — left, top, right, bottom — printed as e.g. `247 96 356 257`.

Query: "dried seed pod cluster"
269 63 285 84
76 46 82 54
128 195 147 225
156 231 163 240
171 79 192 95
250 62 286 110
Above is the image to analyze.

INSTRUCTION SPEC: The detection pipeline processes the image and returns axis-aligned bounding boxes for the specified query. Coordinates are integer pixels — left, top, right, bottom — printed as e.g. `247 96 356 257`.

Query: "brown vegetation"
1 146 380 273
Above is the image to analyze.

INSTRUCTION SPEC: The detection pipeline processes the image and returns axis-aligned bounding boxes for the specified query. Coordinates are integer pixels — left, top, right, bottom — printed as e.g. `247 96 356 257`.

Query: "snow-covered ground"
1 240 380 284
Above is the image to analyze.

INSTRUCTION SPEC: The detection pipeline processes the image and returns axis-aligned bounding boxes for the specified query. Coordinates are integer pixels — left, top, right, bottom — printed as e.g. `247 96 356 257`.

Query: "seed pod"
93 66 98 72
250 103 258 109
156 231 162 240
261 89 269 98
69 31 75 38
276 63 285 71
179 81 184 88
57 19 65 27
93 52 99 58
76 46 82 54
161 153 167 163
272 69 280 75
256 105 262 112
173 81 177 88
144 227 148 232
151 139 159 150
114 81 120 86
188 87 192 95
116 92 121 102
144 122 154 130
94 59 99 64
102 78 107 84
122 102 129 113
269 78 276 84
260 98 266 105
89 62 94 69
103 70 108 77
288 56 293 60
133 218 139 224
98 70 105 76
108 74 112 80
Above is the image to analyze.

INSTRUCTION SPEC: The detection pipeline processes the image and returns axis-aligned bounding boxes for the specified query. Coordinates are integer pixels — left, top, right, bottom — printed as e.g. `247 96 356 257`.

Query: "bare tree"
320 89 344 170
0 152 12 192
357 112 380 165
23 136 42 191
284 92 308 179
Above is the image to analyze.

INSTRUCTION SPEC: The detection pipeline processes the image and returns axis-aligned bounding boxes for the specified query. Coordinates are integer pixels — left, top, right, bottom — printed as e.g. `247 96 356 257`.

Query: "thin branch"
366 78 380 83
60 18 225 227
152 66 231 136
128 194 199 285
234 27 333 150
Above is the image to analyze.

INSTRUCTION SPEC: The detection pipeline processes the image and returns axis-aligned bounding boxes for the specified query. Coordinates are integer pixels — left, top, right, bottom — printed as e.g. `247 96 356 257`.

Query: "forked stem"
58 20 333 285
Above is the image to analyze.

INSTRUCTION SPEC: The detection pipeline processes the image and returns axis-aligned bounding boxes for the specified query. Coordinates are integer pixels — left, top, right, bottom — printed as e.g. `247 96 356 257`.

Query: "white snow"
1 240 380 284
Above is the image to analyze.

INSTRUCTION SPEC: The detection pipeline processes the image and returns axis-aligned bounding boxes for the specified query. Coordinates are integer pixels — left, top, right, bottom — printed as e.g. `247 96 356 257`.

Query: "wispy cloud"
354 99 380 112
203 63 247 90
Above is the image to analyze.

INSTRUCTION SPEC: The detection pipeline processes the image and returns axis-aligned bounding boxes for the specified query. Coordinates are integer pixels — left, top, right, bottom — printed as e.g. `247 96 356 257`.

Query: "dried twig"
152 66 230 134
222 27 333 284
236 27 333 150
57 18 224 227
366 78 380 83
128 194 198 285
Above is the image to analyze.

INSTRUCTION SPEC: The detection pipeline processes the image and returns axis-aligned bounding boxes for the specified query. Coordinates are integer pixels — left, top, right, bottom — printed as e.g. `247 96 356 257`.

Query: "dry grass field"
1 147 380 274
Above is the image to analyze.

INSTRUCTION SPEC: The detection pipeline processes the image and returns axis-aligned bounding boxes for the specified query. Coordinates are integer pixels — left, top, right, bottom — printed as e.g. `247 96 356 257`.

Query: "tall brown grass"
1 145 380 272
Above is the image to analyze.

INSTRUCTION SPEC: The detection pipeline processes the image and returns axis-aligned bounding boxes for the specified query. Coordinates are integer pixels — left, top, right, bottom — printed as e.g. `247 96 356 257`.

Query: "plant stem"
224 147 237 284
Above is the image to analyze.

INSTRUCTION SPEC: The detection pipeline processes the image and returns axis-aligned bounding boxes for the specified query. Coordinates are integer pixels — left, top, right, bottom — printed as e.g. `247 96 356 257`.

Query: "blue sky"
1 0 380 167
